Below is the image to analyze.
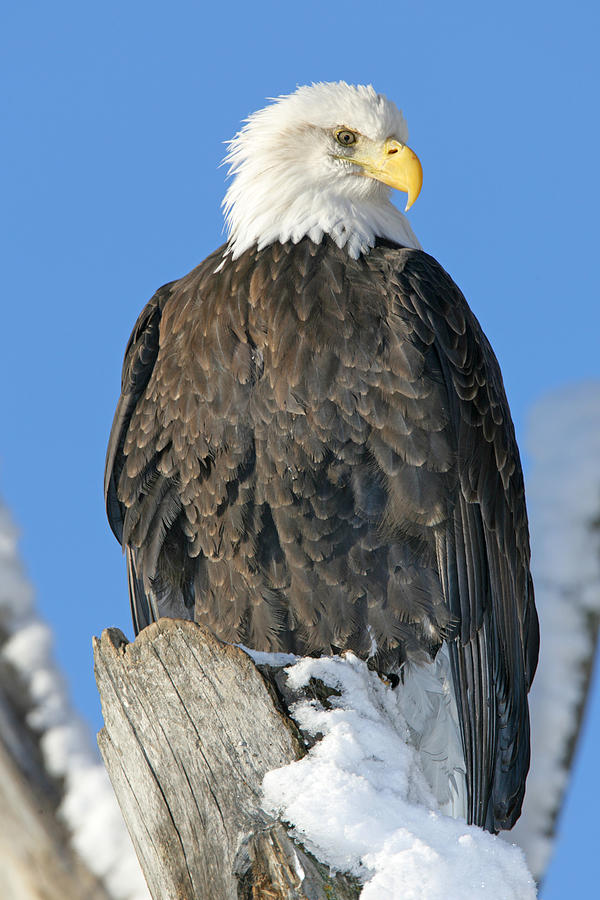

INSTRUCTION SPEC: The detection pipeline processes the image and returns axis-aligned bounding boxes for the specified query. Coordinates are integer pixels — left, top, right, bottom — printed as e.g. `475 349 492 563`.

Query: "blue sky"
1 1 598 894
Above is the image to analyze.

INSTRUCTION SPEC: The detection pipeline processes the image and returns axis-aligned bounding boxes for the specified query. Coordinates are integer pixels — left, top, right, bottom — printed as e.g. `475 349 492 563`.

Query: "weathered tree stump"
93 618 360 900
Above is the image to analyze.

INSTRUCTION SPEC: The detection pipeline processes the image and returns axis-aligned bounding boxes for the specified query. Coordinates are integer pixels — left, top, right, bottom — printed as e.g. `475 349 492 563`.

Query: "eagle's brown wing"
377 246 539 830
105 280 177 633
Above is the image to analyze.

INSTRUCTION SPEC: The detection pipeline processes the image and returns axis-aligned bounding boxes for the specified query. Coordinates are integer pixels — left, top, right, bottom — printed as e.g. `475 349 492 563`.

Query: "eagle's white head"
223 82 422 260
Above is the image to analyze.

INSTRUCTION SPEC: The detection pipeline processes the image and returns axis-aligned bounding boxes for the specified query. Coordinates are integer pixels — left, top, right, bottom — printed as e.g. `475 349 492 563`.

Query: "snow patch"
238 644 298 667
262 653 535 900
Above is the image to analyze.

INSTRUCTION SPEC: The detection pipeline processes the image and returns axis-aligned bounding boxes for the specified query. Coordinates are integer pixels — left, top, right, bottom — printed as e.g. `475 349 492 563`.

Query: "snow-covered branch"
511 382 600 879
0 502 148 900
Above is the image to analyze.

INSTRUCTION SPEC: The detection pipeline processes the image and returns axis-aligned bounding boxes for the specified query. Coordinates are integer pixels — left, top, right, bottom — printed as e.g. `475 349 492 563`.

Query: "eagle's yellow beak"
355 139 423 211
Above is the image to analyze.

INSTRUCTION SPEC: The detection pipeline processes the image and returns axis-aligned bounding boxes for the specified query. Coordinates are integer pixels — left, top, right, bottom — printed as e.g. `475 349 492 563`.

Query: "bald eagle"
105 82 539 832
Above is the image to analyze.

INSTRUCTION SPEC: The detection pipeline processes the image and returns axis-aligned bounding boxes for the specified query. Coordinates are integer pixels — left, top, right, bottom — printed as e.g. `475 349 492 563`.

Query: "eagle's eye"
335 129 357 147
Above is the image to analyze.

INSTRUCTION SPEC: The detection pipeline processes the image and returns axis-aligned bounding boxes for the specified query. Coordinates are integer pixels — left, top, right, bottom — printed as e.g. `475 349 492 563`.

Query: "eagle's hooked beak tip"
383 140 422 211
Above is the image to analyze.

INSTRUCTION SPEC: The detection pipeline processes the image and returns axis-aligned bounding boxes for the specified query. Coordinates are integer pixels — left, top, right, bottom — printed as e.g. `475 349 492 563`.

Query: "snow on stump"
93 618 536 900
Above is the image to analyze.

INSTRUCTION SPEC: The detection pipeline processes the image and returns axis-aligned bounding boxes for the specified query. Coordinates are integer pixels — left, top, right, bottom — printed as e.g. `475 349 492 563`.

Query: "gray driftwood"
94 618 359 900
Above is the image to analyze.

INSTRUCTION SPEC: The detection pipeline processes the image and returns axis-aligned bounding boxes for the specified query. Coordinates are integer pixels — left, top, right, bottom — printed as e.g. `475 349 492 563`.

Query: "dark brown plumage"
105 235 538 832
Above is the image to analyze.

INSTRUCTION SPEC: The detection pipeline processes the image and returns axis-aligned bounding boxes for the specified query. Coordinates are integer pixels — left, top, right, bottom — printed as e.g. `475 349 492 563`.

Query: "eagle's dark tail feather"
126 546 157 636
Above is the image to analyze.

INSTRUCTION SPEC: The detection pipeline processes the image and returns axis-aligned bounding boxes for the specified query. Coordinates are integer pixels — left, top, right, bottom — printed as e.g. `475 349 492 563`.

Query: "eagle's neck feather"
222 153 421 260
225 188 421 260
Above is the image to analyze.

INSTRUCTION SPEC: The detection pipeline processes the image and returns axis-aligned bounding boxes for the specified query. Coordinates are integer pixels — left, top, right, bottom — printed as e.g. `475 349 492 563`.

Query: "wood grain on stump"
94 618 359 900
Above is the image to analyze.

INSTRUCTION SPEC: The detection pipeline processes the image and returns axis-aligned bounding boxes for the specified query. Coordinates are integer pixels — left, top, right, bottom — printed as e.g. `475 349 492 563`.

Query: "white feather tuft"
397 645 468 820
